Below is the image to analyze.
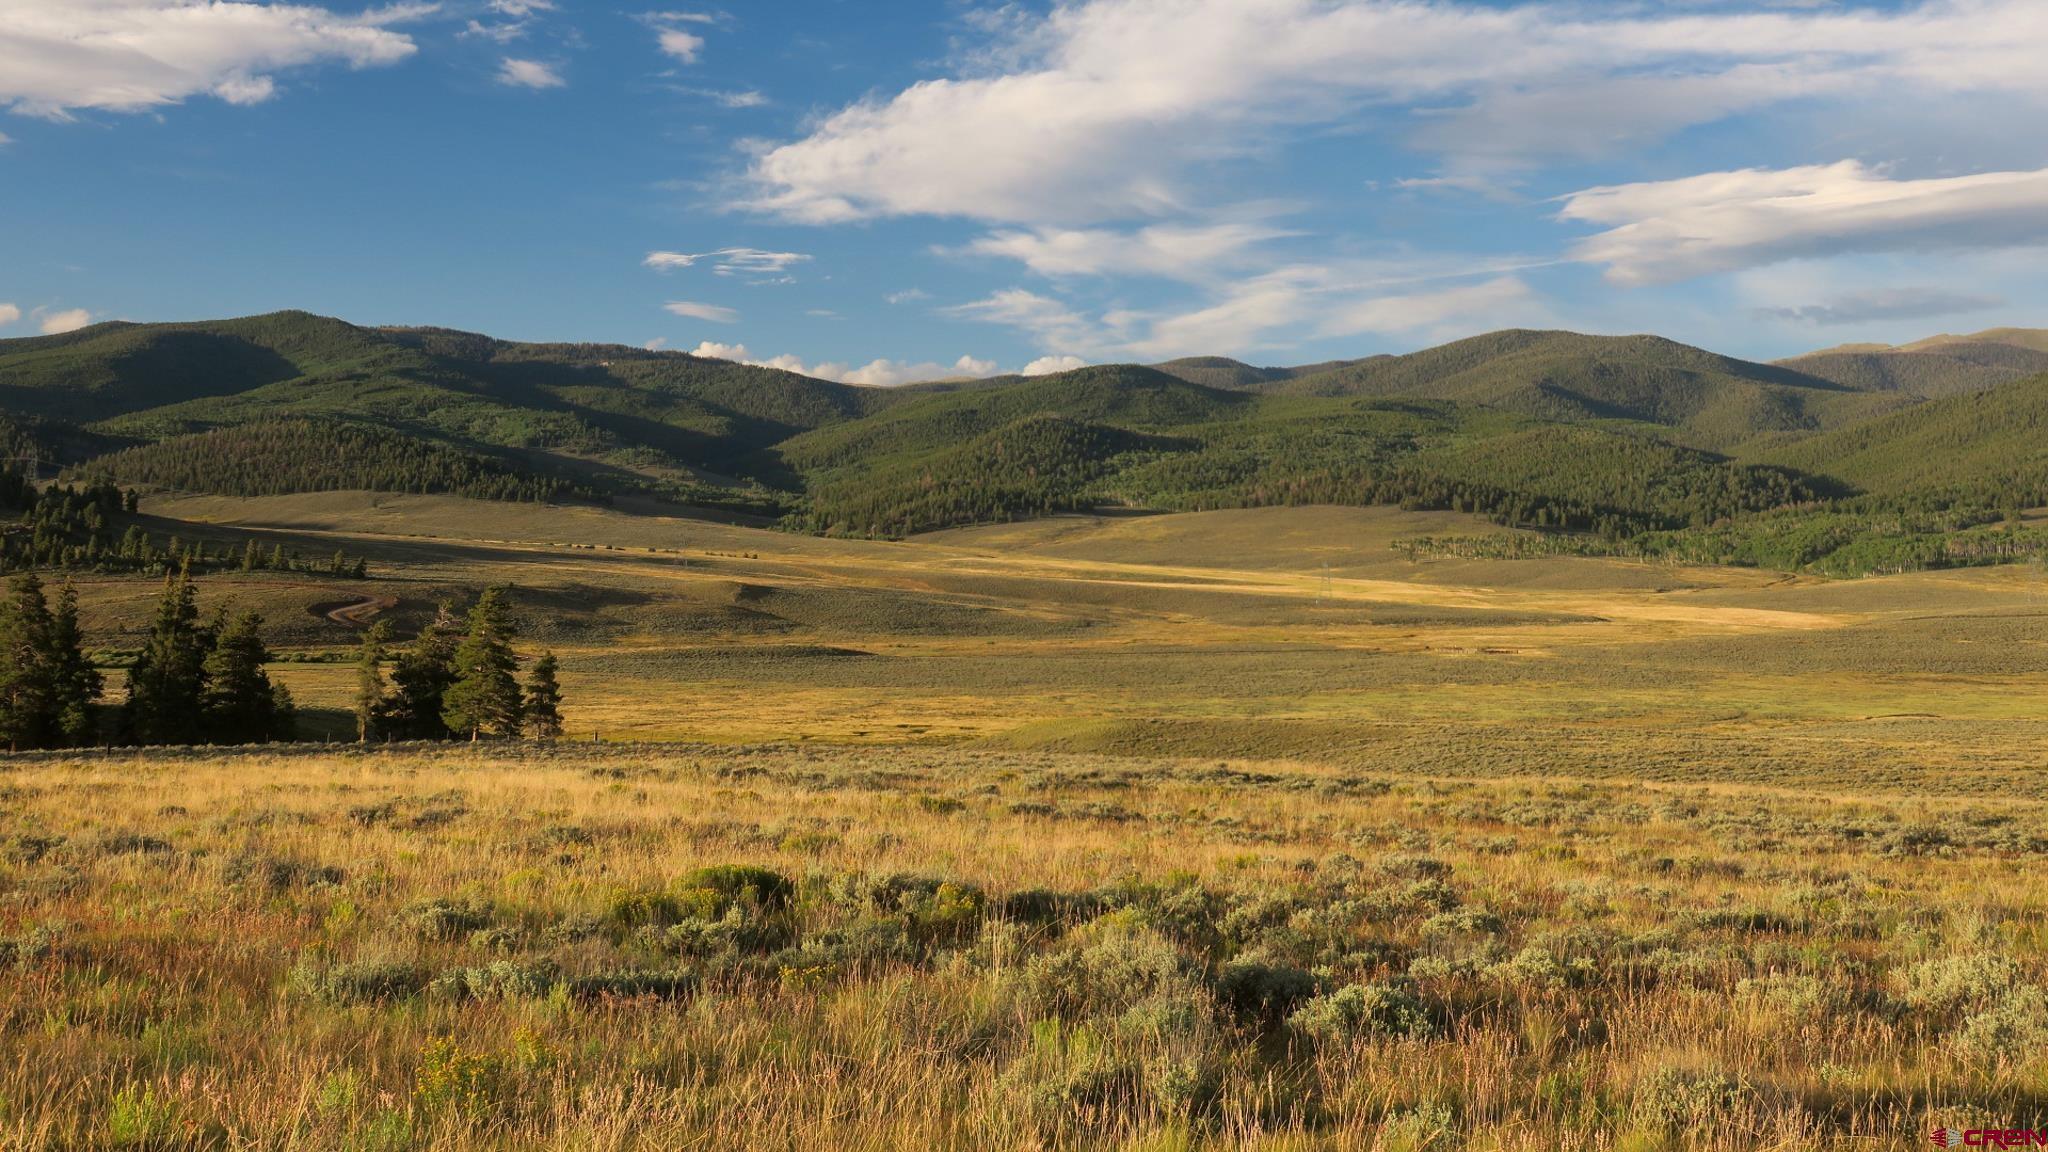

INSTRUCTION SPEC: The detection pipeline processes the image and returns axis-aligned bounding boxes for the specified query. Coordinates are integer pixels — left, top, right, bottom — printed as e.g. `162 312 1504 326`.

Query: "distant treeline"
790 410 1825 542
1398 506 2048 578
76 419 578 503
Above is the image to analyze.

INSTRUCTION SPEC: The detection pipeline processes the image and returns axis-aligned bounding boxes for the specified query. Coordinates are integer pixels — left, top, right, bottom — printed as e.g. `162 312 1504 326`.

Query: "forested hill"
7 309 2048 575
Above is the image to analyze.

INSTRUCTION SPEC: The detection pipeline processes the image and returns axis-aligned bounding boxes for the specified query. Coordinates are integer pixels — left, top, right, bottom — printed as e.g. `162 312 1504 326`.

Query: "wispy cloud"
1562 161 2048 284
673 87 766 109
645 248 812 280
961 221 1296 283
742 0 2048 226
664 300 740 323
497 58 566 89
945 259 1549 361
642 10 718 64
1753 287 2006 327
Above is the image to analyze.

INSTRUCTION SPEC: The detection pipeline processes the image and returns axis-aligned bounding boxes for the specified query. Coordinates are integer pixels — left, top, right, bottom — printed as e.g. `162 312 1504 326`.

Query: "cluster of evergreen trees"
0 568 294 749
352 588 564 743
0 575 102 750
0 474 370 578
124 571 296 745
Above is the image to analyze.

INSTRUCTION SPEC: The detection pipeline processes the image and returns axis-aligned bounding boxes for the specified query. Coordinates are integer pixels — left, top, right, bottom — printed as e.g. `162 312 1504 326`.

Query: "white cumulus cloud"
0 303 20 327
1023 355 1088 376
38 307 92 335
0 0 427 118
685 342 1009 387
657 28 703 63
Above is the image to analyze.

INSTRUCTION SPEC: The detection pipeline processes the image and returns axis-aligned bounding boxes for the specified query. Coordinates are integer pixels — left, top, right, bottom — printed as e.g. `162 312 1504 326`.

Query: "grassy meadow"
6 493 2048 1148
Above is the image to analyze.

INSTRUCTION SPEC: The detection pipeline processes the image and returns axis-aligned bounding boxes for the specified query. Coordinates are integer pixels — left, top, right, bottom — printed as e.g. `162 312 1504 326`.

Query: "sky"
3 0 2047 385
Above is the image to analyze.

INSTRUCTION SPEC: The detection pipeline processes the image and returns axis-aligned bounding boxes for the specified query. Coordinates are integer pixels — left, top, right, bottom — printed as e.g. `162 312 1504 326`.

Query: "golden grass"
2 743 2046 1149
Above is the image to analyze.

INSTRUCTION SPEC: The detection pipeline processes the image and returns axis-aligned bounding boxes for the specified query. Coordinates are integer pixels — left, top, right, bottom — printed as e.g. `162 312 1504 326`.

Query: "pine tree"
48 583 101 746
200 609 289 743
523 651 564 741
125 570 209 745
0 574 56 751
354 620 390 743
442 588 522 741
383 603 462 740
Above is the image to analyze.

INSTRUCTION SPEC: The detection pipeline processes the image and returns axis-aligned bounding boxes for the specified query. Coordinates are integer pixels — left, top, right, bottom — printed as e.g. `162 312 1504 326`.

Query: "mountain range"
4 312 2048 565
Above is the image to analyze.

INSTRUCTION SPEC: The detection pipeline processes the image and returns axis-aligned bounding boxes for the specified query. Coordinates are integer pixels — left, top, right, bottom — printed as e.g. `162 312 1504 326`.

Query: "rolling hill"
1899 327 2048 355
1267 330 1900 450
1148 355 1382 390
0 311 889 503
1776 340 2048 399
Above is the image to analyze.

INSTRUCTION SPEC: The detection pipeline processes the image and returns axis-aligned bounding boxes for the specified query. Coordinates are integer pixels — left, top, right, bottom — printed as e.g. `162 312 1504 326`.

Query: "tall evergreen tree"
0 574 56 751
383 603 462 740
47 583 101 746
442 588 522 741
354 620 390 743
124 569 209 745
523 651 563 741
200 609 290 743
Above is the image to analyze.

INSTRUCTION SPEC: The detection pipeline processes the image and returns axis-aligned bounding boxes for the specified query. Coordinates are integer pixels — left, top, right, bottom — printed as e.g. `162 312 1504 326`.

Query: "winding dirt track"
321 595 396 627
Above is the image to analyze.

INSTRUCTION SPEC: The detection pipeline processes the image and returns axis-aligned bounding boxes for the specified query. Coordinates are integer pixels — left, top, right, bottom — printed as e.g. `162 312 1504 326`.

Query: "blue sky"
4 0 2047 383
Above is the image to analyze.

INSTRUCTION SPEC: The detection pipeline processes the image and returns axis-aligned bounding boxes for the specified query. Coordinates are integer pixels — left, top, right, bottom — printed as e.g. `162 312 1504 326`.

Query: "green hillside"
15 308 2048 577
1752 370 2048 505
797 388 1820 538
1148 357 1290 390
779 366 1248 473
0 310 880 501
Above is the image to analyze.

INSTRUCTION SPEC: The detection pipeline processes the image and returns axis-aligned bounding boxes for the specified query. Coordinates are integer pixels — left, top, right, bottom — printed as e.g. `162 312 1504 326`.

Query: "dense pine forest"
7 311 2048 577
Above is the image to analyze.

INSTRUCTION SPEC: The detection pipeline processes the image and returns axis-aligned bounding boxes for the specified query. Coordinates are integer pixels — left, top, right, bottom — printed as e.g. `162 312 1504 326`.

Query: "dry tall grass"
3 743 2044 1149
